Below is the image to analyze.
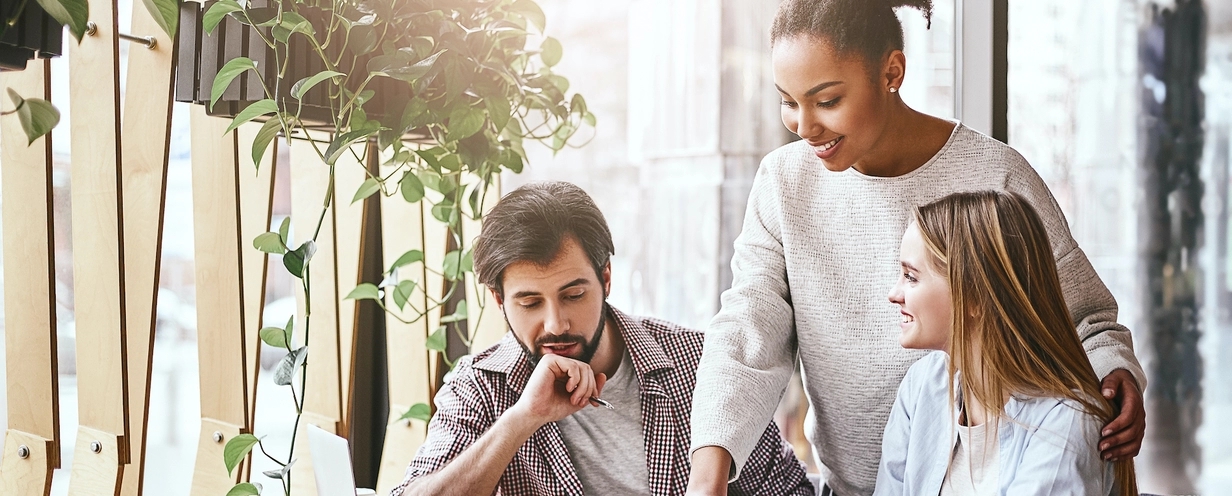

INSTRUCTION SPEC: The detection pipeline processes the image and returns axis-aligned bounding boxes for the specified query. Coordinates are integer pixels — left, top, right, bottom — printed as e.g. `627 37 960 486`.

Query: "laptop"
306 423 378 496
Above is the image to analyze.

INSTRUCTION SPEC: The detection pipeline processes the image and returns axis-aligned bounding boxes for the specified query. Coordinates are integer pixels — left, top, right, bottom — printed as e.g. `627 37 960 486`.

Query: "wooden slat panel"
0 430 54 495
67 0 131 480
374 176 430 494
0 60 60 467
333 146 367 427
288 138 342 496
117 2 177 494
463 176 505 351
67 427 124 496
187 107 250 495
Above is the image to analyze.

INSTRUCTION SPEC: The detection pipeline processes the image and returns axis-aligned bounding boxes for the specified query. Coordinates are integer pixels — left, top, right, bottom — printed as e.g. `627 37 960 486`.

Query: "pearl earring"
889 87 898 93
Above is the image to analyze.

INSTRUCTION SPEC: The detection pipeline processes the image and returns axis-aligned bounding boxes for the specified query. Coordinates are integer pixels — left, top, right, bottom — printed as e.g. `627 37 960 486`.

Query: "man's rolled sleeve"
391 357 494 494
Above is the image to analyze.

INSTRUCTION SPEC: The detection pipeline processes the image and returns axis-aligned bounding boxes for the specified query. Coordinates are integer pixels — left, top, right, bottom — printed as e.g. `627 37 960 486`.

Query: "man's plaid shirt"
392 306 813 495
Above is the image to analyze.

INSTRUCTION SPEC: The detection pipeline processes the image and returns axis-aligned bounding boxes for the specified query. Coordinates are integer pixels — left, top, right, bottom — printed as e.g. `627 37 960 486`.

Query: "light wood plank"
463 176 505 351
235 124 278 483
0 430 55 496
289 138 343 424
67 0 131 480
188 107 251 494
374 167 431 494
116 2 177 494
288 138 343 496
66 427 124 496
0 61 60 468
333 145 368 427
188 419 243 496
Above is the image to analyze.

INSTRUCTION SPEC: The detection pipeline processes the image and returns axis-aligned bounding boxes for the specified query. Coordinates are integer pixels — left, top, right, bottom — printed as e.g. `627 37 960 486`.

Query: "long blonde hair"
914 191 1136 495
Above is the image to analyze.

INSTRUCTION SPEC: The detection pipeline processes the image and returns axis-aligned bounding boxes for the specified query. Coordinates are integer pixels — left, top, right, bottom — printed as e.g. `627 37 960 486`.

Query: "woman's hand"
1099 368 1145 461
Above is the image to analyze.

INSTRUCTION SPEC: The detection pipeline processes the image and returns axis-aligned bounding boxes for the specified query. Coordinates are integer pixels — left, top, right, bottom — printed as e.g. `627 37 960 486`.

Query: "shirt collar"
471 305 676 392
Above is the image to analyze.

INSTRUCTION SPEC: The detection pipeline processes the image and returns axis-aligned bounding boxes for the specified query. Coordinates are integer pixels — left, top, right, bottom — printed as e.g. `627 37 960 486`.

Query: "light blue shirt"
873 352 1114 496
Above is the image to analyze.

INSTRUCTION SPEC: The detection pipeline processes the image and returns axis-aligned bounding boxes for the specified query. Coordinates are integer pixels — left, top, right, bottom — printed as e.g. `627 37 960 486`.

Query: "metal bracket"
85 22 158 50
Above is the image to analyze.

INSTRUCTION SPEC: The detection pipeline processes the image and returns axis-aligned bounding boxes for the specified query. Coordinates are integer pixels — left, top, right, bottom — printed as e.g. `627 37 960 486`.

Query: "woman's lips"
813 136 844 160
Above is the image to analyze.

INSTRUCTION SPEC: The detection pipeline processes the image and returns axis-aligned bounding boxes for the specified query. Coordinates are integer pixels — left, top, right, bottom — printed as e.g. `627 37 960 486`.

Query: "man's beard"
508 303 608 367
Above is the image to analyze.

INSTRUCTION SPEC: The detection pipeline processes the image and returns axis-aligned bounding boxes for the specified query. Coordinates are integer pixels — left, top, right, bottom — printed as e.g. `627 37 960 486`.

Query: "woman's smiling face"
888 223 954 352
772 35 894 172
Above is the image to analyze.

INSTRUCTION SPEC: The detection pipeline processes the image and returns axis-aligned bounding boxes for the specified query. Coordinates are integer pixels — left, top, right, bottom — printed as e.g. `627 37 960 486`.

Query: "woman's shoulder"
900 351 951 393
942 123 1032 170
759 139 817 176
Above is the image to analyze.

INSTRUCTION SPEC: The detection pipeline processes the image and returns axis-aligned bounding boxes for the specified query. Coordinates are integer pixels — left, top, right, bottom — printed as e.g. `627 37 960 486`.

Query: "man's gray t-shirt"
556 348 650 495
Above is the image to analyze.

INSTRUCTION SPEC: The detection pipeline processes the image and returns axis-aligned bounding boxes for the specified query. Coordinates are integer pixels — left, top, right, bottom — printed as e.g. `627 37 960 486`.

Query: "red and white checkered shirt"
391 306 812 496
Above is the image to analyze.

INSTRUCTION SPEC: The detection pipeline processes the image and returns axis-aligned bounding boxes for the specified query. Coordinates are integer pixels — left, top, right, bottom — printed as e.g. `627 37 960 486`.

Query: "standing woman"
685 1 1146 495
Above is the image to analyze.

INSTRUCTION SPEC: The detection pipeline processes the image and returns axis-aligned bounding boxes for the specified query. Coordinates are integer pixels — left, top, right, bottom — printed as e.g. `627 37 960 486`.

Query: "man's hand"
685 446 732 496
509 354 607 427
1099 368 1145 461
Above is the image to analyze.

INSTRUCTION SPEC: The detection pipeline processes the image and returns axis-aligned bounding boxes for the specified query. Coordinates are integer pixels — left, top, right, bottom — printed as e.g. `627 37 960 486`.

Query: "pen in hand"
589 396 614 410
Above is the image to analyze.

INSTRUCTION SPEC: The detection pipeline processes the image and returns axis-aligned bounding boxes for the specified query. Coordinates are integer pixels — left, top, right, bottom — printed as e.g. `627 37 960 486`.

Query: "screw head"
17 445 29 458
213 431 224 443
90 441 102 454
85 22 98 37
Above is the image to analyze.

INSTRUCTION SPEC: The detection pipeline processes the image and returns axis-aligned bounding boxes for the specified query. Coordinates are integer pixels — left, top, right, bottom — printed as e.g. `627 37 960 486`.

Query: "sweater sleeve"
690 157 798 479
1005 159 1147 391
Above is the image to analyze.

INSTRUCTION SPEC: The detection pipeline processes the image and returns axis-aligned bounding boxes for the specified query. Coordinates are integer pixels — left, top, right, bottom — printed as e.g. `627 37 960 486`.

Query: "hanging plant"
193 0 594 494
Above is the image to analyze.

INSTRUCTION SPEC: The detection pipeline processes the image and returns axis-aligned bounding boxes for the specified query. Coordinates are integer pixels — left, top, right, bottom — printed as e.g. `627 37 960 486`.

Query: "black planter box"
0 1 65 71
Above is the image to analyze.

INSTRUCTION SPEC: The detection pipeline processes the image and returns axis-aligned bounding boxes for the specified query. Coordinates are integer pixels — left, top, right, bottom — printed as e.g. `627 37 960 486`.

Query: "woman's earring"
889 87 898 93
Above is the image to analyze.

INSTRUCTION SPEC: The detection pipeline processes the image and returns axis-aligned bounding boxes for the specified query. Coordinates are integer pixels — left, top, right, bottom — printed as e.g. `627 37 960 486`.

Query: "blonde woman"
875 191 1136 495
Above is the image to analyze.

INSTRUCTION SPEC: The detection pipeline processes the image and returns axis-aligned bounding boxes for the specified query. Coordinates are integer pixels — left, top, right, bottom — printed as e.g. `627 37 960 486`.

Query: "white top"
940 419 1000 496
556 348 651 495
689 123 1144 496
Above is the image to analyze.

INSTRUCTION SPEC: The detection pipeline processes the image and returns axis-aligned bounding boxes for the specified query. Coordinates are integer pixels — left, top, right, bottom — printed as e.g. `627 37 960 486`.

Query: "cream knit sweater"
689 123 1145 496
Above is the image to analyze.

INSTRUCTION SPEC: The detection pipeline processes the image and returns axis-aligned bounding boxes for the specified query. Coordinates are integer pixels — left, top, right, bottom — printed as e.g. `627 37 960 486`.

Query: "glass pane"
899 0 956 120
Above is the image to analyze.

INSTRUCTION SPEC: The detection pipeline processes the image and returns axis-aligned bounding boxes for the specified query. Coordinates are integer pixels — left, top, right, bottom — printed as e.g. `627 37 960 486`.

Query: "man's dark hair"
771 0 933 67
473 181 615 297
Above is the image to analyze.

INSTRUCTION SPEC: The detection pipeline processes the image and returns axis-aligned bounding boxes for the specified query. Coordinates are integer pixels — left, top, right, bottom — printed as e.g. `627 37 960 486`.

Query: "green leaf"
461 249 474 273
540 37 562 67
393 280 417 310
279 12 315 36
259 326 288 349
225 99 276 133
431 202 459 227
400 171 425 203
225 482 261 496
261 459 295 480
277 217 291 245
583 112 597 127
388 250 424 272
35 0 89 41
291 70 345 100
345 283 381 301
274 346 308 386
252 232 285 255
425 326 447 352
283 240 316 278
141 0 179 38
351 177 381 204
210 57 256 110
284 315 294 343
6 89 59 145
399 403 432 423
223 434 260 476
203 0 242 34
251 117 282 168
486 97 511 132
511 0 546 32
413 149 442 171
446 107 485 142
324 129 377 166
375 51 445 83
443 250 462 281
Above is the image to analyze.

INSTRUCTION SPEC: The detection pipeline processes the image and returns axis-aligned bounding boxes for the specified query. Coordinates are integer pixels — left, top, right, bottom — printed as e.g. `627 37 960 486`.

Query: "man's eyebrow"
509 278 591 299
775 81 844 97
